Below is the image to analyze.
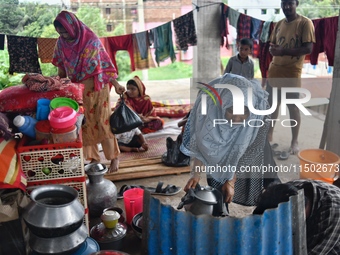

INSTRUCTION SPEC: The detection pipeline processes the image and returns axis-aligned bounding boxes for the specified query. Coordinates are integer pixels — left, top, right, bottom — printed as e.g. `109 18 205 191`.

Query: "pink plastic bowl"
48 106 77 129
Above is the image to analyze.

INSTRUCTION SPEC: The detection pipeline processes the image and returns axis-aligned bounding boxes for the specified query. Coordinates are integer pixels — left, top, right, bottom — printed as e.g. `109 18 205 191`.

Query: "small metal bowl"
131 212 143 239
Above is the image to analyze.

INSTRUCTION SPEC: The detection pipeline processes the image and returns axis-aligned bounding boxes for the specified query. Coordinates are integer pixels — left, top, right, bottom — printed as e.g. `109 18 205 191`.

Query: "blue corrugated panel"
144 194 297 255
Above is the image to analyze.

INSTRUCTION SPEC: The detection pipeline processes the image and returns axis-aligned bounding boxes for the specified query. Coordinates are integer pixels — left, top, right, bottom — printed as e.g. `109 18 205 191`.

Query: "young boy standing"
223 38 254 79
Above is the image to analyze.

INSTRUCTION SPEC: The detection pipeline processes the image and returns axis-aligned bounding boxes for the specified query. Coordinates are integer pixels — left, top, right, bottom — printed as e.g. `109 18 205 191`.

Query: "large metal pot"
29 224 88 255
23 184 85 238
177 184 227 216
85 163 118 217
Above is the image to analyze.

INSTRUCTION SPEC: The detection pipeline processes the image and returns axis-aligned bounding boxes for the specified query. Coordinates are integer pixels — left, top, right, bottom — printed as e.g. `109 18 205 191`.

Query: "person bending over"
253 179 340 255
181 73 280 213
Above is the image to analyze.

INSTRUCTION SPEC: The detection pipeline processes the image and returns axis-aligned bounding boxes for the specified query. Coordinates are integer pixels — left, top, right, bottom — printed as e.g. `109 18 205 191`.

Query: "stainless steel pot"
177 184 227 216
23 184 85 238
29 224 88 255
85 163 118 217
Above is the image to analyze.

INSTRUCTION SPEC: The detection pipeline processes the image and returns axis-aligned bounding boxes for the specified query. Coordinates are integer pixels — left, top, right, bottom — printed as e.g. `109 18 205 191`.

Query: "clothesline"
221 4 339 78
2 8 199 75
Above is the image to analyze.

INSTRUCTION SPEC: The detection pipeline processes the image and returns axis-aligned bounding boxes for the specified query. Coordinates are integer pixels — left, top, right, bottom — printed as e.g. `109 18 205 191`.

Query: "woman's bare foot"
108 158 119 173
289 141 300 155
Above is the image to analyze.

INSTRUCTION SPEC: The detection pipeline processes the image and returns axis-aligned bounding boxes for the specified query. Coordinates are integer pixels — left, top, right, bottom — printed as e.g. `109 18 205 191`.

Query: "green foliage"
40 24 59 38
123 62 193 81
40 63 57 77
0 50 24 89
0 0 25 34
76 6 108 37
299 0 340 18
18 3 61 37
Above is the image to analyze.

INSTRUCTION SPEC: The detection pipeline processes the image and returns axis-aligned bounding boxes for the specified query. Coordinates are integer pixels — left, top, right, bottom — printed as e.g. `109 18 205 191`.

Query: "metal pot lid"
85 163 108 175
90 222 127 243
194 186 218 204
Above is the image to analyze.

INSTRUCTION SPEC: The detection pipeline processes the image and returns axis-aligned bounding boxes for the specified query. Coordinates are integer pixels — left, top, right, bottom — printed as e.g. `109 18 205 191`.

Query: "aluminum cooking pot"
23 184 85 238
177 184 227 216
29 224 88 255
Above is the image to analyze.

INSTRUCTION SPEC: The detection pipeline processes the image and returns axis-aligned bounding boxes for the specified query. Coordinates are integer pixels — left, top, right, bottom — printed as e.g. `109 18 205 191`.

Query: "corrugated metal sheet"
142 190 305 255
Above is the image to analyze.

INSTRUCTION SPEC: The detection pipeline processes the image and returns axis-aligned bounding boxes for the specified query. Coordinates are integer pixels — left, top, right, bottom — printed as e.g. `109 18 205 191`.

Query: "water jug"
85 163 118 217
13 115 38 139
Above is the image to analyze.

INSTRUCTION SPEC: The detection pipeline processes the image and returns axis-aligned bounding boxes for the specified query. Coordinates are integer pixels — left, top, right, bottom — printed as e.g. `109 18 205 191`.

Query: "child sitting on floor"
115 127 149 152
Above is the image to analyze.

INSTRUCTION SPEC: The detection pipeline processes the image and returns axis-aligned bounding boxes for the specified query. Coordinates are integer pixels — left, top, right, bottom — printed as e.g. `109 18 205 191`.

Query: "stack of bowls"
23 185 88 255
49 106 78 144
131 212 143 239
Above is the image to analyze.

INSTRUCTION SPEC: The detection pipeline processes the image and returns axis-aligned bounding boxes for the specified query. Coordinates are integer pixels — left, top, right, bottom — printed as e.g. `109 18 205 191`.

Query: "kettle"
177 184 228 217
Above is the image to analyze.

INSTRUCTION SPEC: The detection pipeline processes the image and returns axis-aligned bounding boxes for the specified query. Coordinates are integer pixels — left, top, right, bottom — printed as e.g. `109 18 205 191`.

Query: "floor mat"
98 135 178 162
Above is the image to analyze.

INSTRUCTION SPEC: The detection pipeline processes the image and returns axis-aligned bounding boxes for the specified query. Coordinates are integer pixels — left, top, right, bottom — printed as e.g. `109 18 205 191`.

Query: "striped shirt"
290 179 340 255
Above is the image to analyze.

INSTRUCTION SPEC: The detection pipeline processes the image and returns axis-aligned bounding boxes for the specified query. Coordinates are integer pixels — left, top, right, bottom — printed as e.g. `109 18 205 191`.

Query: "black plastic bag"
110 95 143 134
162 134 190 167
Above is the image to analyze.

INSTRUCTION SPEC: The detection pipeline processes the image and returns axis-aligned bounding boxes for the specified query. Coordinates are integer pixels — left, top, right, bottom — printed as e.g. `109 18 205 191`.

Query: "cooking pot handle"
177 188 196 209
194 183 202 191
212 189 229 216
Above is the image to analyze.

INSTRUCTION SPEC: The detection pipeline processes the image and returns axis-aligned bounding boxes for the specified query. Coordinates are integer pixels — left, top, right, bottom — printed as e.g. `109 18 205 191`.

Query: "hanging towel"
309 18 324 65
133 34 155 70
251 17 263 41
260 21 272 43
135 31 149 59
228 7 240 28
0 34 4 50
151 22 176 66
7 35 41 75
37 38 57 63
100 37 115 62
220 4 230 49
107 34 135 73
173 11 197 51
236 13 252 43
323 16 338 67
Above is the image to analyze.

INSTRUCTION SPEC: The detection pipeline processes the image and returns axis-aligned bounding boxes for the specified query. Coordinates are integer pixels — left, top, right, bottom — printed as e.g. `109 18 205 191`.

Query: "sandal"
278 151 290 160
117 184 145 199
144 181 182 196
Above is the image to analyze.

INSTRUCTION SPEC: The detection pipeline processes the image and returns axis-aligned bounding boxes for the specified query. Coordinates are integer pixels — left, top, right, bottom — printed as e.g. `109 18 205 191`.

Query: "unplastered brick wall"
70 0 193 22
144 0 183 22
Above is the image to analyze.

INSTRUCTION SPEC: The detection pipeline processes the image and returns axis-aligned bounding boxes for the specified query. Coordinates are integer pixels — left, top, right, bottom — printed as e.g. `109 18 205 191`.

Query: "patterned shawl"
181 74 269 181
122 76 156 117
52 11 117 91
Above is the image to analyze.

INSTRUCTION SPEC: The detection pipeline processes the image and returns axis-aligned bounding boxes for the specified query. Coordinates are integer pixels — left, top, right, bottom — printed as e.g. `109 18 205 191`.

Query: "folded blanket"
0 138 27 191
22 73 75 92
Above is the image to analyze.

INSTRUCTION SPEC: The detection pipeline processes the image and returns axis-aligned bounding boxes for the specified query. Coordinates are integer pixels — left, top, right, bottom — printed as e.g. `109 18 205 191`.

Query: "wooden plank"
108 162 186 174
120 158 161 168
102 157 161 167
105 164 190 181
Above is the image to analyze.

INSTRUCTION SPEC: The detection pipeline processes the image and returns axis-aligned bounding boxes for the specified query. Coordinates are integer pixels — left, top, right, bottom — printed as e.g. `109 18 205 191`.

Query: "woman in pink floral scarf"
52 11 125 172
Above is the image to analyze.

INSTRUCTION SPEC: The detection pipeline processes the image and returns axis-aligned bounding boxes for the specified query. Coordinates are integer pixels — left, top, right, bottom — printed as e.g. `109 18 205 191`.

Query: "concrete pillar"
192 0 222 84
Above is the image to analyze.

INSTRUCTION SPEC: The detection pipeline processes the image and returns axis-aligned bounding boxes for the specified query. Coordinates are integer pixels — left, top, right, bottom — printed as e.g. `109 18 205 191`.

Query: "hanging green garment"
152 22 176 66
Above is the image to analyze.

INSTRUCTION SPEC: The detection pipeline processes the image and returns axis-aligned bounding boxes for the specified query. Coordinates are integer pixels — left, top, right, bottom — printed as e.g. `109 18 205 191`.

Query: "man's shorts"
266 84 300 107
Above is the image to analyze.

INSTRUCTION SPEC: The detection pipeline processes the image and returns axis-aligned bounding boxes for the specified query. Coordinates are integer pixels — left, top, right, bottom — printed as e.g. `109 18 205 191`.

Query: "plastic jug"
123 188 144 225
13 115 38 139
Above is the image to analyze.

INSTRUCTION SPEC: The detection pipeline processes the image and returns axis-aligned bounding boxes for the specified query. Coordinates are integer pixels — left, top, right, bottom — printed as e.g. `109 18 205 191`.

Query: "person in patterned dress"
52 11 125 173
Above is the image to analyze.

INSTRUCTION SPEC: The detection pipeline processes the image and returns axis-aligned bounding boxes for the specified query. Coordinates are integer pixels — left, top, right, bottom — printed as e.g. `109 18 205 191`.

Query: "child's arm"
224 59 232 74
251 61 254 79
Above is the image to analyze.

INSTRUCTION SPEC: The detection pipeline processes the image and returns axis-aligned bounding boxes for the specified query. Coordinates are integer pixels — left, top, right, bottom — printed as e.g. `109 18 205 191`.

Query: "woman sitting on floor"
118 75 164 134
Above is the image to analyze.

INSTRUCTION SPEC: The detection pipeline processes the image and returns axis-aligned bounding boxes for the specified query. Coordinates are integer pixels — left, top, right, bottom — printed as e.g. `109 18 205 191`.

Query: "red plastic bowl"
48 106 77 129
